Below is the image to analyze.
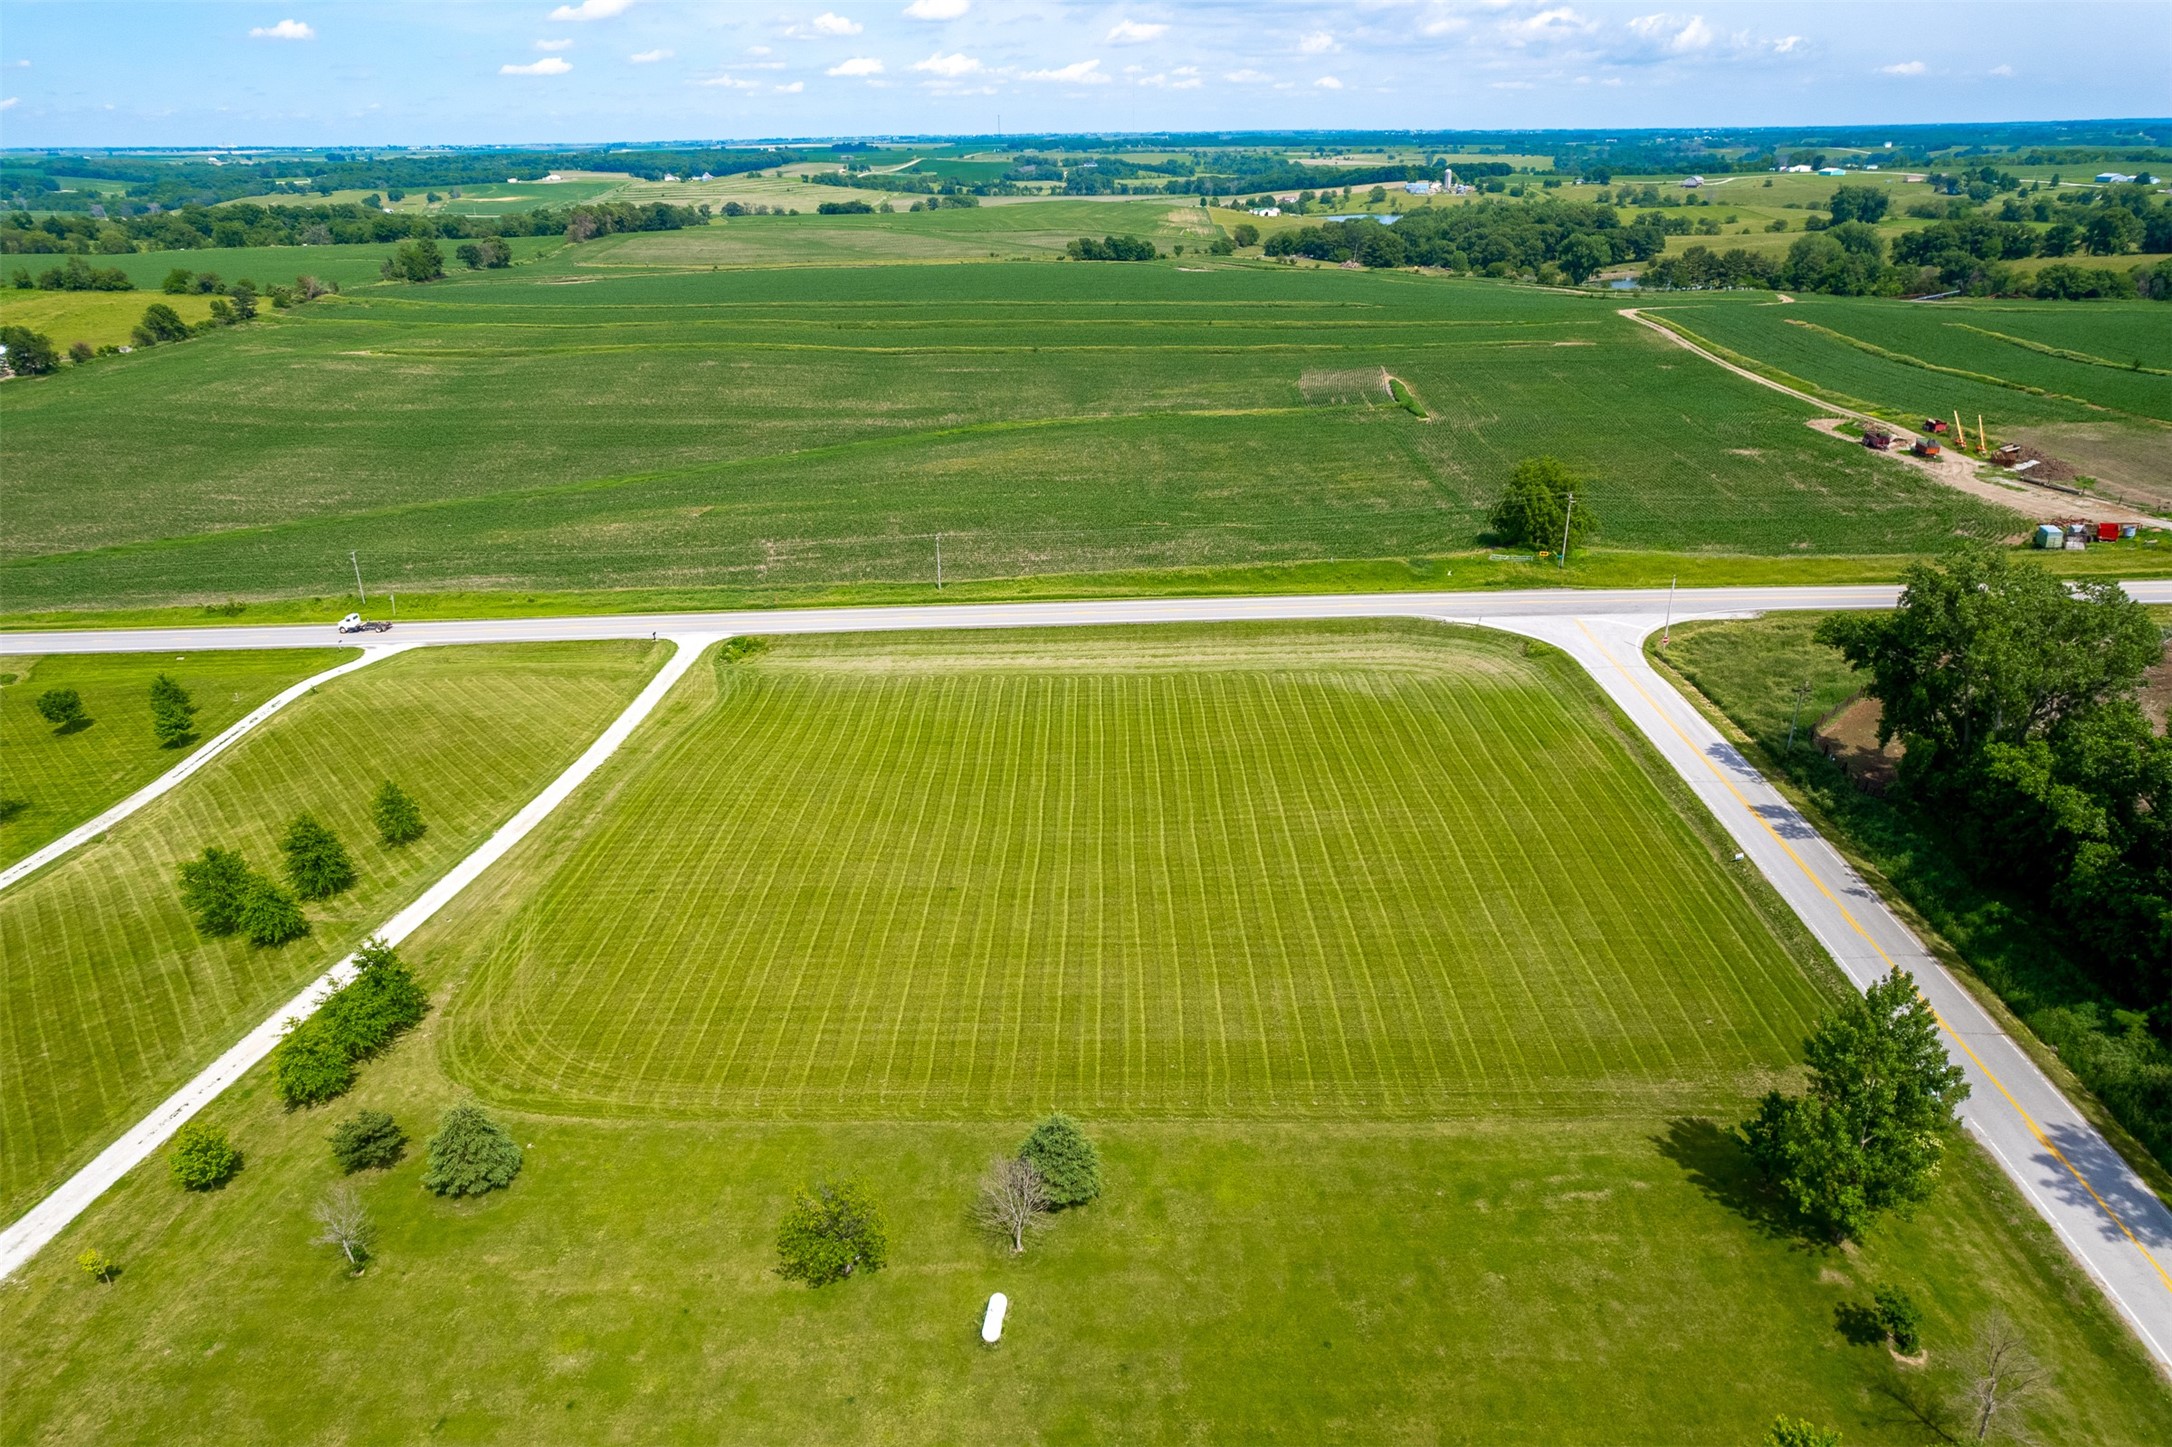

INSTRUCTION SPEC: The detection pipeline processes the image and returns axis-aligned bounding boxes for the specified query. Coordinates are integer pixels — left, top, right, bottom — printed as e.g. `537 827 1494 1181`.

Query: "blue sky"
1 2 2165 147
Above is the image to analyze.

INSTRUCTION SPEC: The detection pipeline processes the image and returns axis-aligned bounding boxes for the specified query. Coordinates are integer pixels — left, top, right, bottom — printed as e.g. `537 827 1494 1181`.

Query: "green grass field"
0 648 352 866
3 622 2164 1443
0 641 664 1222
442 624 1832 1120
0 243 2026 614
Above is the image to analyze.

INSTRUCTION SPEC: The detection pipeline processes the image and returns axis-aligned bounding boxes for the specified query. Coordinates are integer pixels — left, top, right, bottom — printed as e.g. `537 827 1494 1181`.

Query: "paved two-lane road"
7 581 2170 1371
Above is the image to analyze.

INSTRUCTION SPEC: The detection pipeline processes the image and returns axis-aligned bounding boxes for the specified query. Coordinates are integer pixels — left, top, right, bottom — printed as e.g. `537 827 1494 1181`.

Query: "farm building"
1680 175 1704 187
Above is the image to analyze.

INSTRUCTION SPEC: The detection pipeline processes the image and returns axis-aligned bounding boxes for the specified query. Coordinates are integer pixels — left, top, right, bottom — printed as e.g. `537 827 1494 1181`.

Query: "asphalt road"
8 581 2169 656
6 582 2169 1371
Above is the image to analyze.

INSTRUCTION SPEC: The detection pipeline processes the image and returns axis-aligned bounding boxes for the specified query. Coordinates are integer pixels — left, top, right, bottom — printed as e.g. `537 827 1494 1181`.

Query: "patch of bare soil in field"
1814 693 1904 794
2006 423 2172 514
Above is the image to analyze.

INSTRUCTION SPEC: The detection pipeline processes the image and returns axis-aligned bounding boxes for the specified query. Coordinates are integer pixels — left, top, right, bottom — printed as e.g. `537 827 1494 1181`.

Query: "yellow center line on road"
1571 618 2172 1298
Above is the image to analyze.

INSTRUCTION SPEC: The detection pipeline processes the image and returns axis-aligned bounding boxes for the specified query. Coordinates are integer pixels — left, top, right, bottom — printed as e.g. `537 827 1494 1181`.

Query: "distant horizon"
4 1 2168 149
5 118 2169 157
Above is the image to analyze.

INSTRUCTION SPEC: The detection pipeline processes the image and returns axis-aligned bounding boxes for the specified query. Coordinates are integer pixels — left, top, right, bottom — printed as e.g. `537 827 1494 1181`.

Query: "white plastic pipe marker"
981 1292 1008 1344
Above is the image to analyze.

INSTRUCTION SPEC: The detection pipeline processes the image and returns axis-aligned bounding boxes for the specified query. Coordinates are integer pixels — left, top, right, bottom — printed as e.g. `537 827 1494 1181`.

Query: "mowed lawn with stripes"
443 621 1836 1120
0 648 352 867
0 641 665 1221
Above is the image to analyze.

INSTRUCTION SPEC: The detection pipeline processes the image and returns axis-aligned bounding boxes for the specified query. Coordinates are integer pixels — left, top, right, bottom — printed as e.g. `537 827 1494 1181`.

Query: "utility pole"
935 533 943 590
1786 678 1813 753
1661 574 1676 648
349 551 365 604
1557 493 1575 569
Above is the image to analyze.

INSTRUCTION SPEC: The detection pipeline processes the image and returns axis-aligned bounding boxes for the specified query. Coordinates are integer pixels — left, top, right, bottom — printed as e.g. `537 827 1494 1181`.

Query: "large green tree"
1488 455 1597 555
1816 550 2168 994
1740 968 1969 1242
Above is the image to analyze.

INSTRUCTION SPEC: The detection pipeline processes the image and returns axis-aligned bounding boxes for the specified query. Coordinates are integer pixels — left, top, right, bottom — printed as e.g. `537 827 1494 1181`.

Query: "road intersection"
5 582 2168 1372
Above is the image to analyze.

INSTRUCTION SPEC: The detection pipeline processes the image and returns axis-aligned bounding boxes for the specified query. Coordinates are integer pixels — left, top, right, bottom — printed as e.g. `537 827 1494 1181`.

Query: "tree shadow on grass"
1834 1299 1888 1346
1653 1117 1805 1243
52 718 93 736
1864 1367 1960 1445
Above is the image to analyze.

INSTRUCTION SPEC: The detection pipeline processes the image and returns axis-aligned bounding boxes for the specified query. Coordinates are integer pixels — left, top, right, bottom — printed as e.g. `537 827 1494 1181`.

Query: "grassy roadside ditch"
5 543 2169 633
1650 613 2172 1203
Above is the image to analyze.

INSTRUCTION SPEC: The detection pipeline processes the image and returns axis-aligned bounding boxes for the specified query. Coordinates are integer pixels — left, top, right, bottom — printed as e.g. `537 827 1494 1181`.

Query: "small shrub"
170 1121 241 1191
282 812 356 899
371 780 426 846
776 1180 889 1285
329 1109 407 1172
1019 1113 1102 1208
148 673 197 748
274 1016 356 1107
77 1248 118 1284
423 1103 523 1197
1763 1418 1841 1447
177 846 252 936
239 873 310 946
33 687 88 730
1875 1284 1924 1354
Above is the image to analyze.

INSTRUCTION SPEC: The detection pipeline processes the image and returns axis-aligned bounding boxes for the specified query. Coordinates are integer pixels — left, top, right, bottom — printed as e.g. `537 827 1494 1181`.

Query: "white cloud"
813 12 862 36
912 52 982 77
1772 35 1805 54
1627 13 1712 53
698 73 761 87
1422 16 1469 36
248 19 314 41
904 0 969 17
1107 20 1167 44
2 60 27 69
1298 31 1336 54
1023 58 1109 84
501 56 573 75
535 38 574 51
750 44 773 55
1314 74 1342 89
629 48 672 62
1989 62 2014 77
776 80 805 92
0 97 17 111
1880 59 1926 75
1139 65 1201 89
1224 67 1271 83
548 0 634 19
1501 7 1594 46
827 56 885 75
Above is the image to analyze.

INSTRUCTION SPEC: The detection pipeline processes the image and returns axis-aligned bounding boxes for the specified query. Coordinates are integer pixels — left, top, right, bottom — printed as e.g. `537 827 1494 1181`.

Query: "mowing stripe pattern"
444 624 1829 1120
0 642 664 1221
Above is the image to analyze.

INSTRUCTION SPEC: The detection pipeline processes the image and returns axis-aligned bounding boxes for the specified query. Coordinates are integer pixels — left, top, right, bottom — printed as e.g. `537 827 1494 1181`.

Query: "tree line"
1 197 709 257
1263 199 1668 280
1817 553 2169 1044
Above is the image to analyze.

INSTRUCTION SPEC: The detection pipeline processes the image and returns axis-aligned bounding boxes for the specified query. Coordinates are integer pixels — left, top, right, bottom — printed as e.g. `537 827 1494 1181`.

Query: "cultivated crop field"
3 622 2165 1444
0 641 664 1221
441 623 1832 1119
1652 293 2172 426
0 242 2021 615
0 647 350 865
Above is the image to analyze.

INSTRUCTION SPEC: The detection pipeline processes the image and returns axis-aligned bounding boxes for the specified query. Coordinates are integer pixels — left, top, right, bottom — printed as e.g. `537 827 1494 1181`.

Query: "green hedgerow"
170 1121 241 1191
320 939 430 1058
274 1016 357 1108
1020 1113 1103 1208
422 1103 523 1197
